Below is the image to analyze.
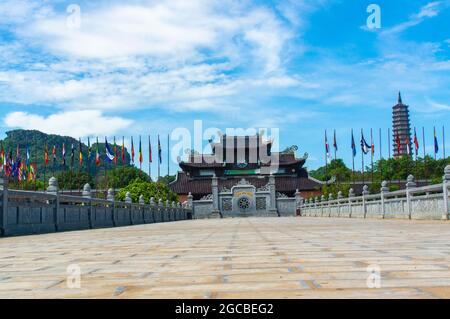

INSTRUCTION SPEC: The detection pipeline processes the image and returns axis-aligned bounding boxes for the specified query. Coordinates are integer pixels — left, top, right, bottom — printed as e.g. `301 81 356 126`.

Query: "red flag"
95 137 101 167
395 131 401 154
413 128 419 155
131 137 135 164
138 136 143 168
44 143 49 166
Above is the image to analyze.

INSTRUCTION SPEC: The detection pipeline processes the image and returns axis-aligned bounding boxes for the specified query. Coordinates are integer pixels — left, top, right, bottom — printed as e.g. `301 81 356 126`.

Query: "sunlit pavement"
1 217 450 298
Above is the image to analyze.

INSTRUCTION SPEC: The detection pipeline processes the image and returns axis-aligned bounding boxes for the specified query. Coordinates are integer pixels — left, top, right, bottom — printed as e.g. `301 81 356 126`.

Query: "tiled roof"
179 153 305 168
169 172 321 195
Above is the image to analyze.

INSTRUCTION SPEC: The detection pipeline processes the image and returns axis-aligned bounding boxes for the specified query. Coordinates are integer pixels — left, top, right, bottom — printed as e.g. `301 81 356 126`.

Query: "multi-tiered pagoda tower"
392 92 412 157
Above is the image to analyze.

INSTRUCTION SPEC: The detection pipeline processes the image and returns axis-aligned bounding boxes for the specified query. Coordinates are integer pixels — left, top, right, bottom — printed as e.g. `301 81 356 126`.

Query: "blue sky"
0 0 449 178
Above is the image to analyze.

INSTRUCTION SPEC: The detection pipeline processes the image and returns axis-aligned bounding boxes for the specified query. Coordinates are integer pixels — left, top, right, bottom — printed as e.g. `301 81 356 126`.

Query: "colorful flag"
28 163 36 182
360 130 370 155
79 138 83 166
370 129 375 156
0 143 4 170
113 137 118 165
70 143 75 167
62 143 66 165
138 136 143 168
158 135 162 164
149 136 153 163
131 136 135 164
105 138 115 162
25 147 30 179
121 136 125 164
413 128 419 156
95 137 101 167
333 130 337 152
87 137 91 158
434 127 439 154
52 145 56 163
44 143 49 166
351 130 356 157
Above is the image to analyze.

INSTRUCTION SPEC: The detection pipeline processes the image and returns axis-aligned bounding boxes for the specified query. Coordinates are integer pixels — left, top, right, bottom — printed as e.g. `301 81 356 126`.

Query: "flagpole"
158 134 160 180
167 134 170 177
388 128 391 185
105 137 109 198
334 129 337 161
148 135 152 180
324 130 328 181
361 129 365 186
379 128 382 181
43 141 46 191
370 128 374 184
351 129 355 188
443 125 446 159
422 127 427 184
434 126 437 161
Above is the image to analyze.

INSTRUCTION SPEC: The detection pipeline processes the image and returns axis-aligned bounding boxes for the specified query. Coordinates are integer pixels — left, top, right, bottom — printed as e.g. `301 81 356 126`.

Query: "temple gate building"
169 134 322 218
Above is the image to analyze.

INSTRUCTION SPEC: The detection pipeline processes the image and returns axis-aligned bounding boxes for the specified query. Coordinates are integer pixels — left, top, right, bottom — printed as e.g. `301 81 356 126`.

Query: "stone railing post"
406 175 416 220
268 174 278 216
47 177 60 231
315 196 319 216
328 193 333 217
125 192 132 224
211 175 221 218
150 197 155 223
442 165 450 220
82 183 92 199
0 175 8 236
187 192 193 209
320 195 326 217
139 195 145 223
158 199 164 222
166 199 170 221
337 191 343 217
107 188 115 202
380 181 389 219
362 185 369 218
348 188 354 218
295 189 303 216
82 183 93 229
125 192 132 204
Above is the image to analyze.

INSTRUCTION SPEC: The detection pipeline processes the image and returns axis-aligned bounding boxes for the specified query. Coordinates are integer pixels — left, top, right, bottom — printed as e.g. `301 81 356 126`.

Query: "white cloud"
3 110 133 137
0 0 308 114
382 1 444 35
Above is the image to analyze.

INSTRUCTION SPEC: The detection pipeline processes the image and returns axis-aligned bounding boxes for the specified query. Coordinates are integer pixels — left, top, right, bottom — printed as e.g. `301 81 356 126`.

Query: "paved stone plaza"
0 217 450 299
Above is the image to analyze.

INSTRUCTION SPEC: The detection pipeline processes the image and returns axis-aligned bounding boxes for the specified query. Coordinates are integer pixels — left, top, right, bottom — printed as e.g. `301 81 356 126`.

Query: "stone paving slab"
0 217 449 298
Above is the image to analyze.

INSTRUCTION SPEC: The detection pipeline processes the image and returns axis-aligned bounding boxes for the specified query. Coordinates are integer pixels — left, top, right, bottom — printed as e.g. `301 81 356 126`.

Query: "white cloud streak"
3 110 132 137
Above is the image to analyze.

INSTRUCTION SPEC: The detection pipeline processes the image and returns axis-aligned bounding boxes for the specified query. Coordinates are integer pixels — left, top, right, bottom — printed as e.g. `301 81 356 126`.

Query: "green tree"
116 178 178 203
157 174 176 185
55 171 95 190
309 159 352 181
98 166 151 189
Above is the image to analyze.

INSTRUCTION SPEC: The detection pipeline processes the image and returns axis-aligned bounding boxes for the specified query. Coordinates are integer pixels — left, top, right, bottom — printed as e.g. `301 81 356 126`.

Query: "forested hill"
1 129 132 178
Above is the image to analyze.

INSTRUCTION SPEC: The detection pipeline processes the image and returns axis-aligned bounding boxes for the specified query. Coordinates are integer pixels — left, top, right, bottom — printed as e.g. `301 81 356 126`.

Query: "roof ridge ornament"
398 91 402 104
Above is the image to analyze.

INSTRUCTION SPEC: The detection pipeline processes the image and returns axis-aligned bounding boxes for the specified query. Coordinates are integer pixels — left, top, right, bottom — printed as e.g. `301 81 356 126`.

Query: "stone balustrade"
299 165 450 221
0 176 193 237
